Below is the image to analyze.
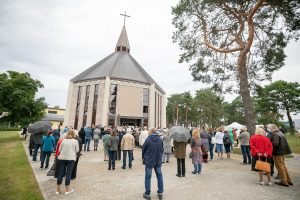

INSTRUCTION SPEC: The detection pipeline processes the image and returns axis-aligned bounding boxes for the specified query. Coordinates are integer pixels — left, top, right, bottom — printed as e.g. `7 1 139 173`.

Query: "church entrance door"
120 118 142 127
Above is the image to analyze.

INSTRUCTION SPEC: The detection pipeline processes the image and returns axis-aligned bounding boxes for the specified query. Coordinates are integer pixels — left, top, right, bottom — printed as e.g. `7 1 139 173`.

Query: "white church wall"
86 84 95 126
95 81 105 126
101 76 111 126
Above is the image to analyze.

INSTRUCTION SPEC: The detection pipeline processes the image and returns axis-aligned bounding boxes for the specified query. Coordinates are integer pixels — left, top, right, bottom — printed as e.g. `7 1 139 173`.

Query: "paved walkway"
23 140 300 200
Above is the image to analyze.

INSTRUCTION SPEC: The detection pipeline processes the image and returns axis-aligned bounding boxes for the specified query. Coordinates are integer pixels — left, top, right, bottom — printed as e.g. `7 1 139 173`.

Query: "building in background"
64 25 166 129
43 107 65 128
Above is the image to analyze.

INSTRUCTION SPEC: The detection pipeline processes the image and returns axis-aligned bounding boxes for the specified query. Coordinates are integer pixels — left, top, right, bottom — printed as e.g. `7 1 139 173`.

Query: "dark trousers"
41 151 52 168
117 147 122 160
122 150 133 168
57 160 75 186
71 157 80 179
109 151 117 169
29 148 33 156
209 143 215 160
33 144 42 161
241 145 251 164
177 158 185 176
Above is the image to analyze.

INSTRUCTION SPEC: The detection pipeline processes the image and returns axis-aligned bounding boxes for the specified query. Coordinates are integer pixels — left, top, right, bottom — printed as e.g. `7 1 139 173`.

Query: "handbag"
255 157 271 173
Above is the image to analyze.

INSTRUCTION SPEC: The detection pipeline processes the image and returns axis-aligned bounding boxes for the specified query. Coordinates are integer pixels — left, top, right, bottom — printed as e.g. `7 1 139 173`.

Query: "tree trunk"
237 52 256 135
286 108 295 135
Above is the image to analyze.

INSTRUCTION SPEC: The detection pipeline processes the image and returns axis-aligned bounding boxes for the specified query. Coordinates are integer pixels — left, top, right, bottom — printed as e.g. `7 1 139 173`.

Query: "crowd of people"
26 122 293 199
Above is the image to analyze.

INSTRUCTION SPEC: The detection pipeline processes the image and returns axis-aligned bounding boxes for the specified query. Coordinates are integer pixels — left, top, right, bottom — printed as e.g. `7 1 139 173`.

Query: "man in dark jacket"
142 128 164 200
268 124 293 187
32 132 43 161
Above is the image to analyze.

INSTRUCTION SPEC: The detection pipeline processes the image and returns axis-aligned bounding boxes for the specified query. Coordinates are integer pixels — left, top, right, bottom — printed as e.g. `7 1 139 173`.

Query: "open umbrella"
169 126 190 142
28 121 52 134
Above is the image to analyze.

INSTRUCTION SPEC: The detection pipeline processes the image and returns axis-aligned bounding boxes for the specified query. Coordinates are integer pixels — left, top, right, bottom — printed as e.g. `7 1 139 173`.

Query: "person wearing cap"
121 128 135 169
40 130 55 168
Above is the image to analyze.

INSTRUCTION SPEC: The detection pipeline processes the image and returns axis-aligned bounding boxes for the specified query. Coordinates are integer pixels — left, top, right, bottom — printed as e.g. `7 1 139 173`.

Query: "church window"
82 85 90 127
143 88 149 113
109 84 117 115
91 84 99 126
74 86 82 130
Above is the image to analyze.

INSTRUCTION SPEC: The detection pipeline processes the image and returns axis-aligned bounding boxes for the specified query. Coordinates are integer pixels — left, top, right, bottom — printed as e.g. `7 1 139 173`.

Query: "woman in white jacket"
214 127 224 159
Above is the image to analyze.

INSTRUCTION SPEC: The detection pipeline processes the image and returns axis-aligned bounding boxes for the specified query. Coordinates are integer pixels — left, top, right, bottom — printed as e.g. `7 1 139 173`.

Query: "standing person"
108 129 119 170
190 128 202 175
93 126 101 151
40 130 55 169
173 139 187 178
229 128 235 151
117 128 125 160
32 132 44 161
102 128 111 161
215 127 224 159
200 127 210 163
208 128 215 161
52 127 61 151
238 127 251 164
223 129 232 159
267 124 293 187
162 130 172 163
142 128 164 200
56 129 79 195
84 126 92 151
139 126 149 147
28 133 35 156
250 127 273 186
71 130 82 180
78 127 85 149
121 128 135 169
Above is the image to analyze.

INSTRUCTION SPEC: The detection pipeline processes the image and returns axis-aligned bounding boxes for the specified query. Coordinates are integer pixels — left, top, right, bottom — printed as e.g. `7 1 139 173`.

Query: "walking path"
23 141 300 200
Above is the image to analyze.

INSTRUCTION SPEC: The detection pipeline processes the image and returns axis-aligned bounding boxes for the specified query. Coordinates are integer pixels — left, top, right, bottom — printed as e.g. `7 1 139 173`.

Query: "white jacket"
139 130 149 146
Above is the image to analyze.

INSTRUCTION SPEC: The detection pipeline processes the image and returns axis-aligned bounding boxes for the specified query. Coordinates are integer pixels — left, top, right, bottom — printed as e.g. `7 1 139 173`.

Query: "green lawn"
0 131 43 200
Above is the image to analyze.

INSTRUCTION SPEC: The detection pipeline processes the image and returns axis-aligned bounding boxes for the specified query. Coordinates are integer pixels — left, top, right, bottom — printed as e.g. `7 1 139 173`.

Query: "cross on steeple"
120 11 130 27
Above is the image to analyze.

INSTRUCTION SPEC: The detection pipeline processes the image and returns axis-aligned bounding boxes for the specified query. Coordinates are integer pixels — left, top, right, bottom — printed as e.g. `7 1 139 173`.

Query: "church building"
64 25 166 129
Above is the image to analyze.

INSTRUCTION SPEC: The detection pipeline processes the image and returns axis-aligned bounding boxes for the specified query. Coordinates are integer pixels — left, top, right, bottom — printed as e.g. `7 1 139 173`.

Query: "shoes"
192 171 197 175
112 168 115 170
143 193 151 199
65 189 74 195
158 192 163 200
275 182 289 187
258 181 265 185
55 191 60 195
166 161 169 163
122 166 126 169
267 182 272 186
176 174 182 177
108 167 111 170
288 181 294 186
182 174 185 177
40 166 43 169
129 166 132 169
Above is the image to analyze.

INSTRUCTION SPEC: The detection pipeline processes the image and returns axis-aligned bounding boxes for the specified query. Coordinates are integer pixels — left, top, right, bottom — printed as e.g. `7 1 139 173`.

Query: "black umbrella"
28 121 52 134
169 126 191 142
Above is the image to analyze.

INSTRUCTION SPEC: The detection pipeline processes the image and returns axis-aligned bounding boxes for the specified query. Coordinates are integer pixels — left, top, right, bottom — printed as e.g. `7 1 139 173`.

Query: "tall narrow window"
143 88 149 114
109 84 117 115
74 86 82 130
82 85 90 127
154 92 157 128
91 84 99 125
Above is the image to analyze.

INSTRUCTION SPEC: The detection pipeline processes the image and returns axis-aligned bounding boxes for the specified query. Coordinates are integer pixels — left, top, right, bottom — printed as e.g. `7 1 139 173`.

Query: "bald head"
267 124 279 133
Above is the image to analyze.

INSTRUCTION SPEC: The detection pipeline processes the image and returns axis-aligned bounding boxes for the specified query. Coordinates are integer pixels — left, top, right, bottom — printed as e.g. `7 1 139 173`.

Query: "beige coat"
173 141 187 159
121 133 135 150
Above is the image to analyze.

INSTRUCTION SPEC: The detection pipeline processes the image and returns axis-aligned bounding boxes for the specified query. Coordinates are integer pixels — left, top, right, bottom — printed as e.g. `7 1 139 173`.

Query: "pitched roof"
71 26 165 94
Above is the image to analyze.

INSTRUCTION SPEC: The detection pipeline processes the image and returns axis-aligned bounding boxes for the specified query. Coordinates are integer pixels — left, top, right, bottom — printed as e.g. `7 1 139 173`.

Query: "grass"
0 131 43 200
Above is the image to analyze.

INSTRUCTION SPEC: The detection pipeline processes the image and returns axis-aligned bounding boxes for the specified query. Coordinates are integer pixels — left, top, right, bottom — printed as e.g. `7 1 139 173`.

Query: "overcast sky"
1 0 299 110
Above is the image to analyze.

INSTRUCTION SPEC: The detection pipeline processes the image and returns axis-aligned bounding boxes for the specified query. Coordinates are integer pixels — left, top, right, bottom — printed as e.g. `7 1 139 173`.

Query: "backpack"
223 133 231 145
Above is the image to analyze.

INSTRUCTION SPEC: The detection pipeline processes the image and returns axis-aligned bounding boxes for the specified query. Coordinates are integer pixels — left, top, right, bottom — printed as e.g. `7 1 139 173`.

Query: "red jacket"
250 134 273 157
55 139 64 157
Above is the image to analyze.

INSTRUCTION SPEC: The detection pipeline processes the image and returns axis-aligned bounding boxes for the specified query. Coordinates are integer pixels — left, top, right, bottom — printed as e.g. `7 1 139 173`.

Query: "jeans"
33 144 42 161
177 158 185 176
84 138 91 151
240 145 251 164
193 164 202 173
145 166 164 195
216 144 223 153
122 150 133 168
57 160 75 186
41 151 52 168
163 153 170 162
209 143 215 160
109 151 117 169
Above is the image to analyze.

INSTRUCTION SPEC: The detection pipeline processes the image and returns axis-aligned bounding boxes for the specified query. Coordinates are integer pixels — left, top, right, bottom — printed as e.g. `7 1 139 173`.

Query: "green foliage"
0 127 21 131
172 0 300 91
223 96 245 125
256 80 300 133
0 71 47 126
0 131 43 200
286 134 300 154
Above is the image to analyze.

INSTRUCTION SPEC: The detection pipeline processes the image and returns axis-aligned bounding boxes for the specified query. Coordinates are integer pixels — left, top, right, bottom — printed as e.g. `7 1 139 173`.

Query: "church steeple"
115 26 130 53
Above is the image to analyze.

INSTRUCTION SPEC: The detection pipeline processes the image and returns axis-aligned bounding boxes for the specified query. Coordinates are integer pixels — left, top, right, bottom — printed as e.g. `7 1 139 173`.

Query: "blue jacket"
142 133 163 168
84 127 92 139
42 135 55 152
